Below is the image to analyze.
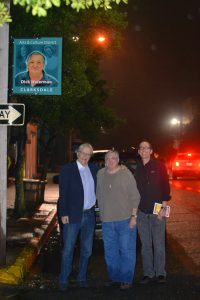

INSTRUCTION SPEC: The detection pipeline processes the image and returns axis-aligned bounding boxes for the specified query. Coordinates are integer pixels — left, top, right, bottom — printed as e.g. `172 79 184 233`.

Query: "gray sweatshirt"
96 166 140 222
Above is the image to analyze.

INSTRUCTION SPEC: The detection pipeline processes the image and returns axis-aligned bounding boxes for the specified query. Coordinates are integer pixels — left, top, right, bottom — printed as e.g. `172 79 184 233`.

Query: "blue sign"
12 37 62 95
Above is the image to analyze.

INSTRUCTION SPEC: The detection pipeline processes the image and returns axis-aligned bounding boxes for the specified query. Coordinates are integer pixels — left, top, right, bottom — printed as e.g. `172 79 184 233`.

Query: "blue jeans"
137 210 166 277
59 209 95 287
102 218 137 284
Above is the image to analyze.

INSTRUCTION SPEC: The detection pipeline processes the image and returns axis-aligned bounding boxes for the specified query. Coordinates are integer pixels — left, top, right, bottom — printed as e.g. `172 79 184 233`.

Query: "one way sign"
0 104 25 126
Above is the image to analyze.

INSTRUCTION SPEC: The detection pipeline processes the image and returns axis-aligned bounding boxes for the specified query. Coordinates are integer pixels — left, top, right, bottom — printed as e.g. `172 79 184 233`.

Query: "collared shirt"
77 160 96 210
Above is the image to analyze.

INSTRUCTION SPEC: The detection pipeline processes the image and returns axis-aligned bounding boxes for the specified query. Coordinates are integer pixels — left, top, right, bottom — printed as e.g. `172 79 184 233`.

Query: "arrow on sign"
0 105 22 124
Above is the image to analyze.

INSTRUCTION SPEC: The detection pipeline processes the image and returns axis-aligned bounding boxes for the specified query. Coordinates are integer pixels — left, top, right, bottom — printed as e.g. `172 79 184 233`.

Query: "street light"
170 118 180 126
96 34 106 44
71 32 109 48
94 32 109 48
170 117 181 151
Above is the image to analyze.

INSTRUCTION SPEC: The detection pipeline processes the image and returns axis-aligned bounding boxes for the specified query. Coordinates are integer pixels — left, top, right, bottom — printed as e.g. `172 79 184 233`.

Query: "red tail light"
175 161 180 167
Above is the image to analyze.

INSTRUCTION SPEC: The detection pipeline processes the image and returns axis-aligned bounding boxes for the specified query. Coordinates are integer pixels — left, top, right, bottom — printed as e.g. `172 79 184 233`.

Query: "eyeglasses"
139 147 151 150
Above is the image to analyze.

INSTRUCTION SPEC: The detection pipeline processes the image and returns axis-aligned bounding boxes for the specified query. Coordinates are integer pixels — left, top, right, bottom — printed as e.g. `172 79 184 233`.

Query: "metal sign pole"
0 8 9 265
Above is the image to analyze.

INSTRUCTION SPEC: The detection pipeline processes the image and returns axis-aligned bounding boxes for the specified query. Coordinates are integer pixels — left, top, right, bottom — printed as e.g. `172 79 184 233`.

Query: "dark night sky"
97 0 200 152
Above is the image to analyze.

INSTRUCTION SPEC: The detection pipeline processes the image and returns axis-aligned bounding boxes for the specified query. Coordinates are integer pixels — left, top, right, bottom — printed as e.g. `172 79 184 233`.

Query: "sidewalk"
0 174 59 284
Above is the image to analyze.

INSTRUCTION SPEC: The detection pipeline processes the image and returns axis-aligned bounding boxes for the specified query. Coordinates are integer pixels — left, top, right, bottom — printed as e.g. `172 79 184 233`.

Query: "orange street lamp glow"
96 35 106 43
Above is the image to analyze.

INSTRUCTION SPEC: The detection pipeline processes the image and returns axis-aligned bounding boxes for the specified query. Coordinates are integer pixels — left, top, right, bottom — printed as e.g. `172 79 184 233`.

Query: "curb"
0 204 57 285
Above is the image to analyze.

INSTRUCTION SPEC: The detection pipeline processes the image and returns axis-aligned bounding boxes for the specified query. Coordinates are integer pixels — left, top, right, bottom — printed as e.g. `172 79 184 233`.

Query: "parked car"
170 152 200 179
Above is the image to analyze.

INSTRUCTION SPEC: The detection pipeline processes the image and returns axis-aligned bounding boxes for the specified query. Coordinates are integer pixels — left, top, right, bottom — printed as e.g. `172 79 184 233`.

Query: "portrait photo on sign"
12 37 62 96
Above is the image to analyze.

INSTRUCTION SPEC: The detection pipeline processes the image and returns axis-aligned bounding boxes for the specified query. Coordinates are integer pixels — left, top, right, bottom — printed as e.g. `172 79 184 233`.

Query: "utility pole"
0 7 9 265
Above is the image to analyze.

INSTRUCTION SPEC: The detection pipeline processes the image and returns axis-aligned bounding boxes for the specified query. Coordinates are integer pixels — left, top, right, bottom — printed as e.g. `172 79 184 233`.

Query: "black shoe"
79 281 89 288
156 275 166 284
105 280 120 287
140 276 154 284
58 284 68 292
120 282 132 290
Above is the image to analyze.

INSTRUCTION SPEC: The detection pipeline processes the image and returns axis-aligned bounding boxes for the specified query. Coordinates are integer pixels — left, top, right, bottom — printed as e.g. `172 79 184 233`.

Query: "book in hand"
153 203 170 217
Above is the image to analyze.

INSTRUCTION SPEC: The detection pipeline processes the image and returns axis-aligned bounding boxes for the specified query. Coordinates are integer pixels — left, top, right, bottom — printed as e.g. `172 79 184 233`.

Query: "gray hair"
105 150 119 161
76 143 93 154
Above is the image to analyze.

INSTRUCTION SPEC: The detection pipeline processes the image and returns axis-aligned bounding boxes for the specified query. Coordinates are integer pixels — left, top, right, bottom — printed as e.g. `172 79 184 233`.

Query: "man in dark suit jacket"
58 143 98 291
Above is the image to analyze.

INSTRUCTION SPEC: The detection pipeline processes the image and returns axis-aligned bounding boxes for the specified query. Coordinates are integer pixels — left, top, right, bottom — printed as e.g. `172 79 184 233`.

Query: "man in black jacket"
135 141 171 285
58 143 98 291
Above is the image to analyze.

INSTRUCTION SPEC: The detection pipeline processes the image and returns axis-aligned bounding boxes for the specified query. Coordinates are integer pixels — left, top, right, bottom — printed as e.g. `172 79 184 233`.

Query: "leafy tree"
0 0 128 26
0 1 12 26
9 5 126 216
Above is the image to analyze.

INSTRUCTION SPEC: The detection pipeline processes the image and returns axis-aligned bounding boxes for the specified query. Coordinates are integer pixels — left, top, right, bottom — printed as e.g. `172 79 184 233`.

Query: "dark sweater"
135 159 171 214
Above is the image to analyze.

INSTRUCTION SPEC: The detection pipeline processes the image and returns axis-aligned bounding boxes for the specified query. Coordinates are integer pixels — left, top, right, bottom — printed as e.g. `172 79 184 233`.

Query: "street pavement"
0 175 199 299
167 184 200 277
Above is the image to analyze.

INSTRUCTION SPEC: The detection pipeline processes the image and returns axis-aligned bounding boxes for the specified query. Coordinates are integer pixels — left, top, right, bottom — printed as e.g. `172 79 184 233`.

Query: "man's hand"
129 216 137 228
158 208 166 220
61 216 69 224
158 201 167 220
